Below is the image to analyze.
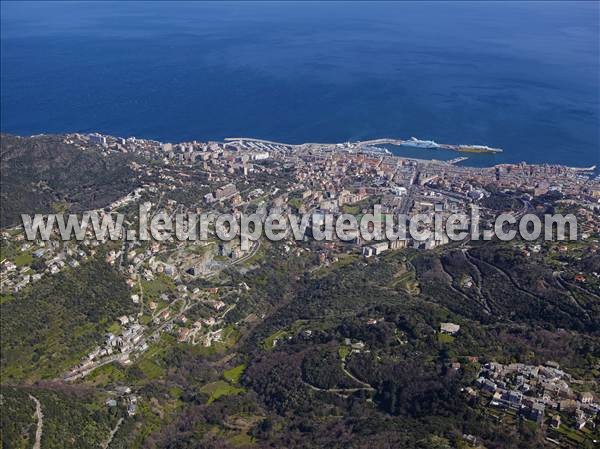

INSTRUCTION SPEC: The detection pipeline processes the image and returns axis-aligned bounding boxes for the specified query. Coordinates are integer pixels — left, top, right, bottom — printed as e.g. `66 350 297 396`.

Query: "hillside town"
2 133 600 352
471 360 598 438
2 134 600 367
1 132 599 448
3 132 599 296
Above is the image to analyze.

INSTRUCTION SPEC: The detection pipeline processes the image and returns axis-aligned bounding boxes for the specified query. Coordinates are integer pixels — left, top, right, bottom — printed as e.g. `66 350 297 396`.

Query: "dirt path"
302 379 371 397
439 255 491 314
340 360 375 391
101 417 124 449
28 394 43 449
465 251 541 301
552 272 593 320
137 277 144 317
467 250 592 321
302 354 375 399
556 272 600 301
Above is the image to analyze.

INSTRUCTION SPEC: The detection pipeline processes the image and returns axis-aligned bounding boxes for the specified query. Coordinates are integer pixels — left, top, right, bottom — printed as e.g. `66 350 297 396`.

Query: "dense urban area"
1 132 599 449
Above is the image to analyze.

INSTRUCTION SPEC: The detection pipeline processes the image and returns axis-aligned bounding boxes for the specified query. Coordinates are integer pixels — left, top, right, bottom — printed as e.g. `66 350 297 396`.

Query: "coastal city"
3 131 599 295
1 131 599 447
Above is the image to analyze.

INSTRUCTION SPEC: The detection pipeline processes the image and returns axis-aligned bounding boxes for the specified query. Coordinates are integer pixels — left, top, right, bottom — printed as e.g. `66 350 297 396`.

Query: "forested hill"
0 133 139 227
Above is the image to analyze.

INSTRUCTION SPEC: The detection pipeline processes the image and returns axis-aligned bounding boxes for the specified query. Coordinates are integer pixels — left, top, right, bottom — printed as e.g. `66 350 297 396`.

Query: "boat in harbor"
400 137 441 149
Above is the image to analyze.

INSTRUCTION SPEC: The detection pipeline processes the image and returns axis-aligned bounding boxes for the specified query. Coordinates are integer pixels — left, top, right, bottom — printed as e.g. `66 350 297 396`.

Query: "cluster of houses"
1 237 90 293
105 385 139 417
87 318 147 363
472 361 598 432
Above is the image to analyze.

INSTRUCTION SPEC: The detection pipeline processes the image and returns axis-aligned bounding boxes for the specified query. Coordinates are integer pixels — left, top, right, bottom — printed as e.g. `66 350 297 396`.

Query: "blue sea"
1 1 599 167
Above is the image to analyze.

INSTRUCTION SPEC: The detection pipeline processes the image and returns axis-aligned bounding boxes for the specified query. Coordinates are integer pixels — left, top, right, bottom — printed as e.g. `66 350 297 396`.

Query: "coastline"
1 130 598 173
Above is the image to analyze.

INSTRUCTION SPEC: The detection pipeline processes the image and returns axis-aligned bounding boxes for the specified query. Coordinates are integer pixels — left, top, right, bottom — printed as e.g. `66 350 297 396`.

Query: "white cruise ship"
401 137 441 149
